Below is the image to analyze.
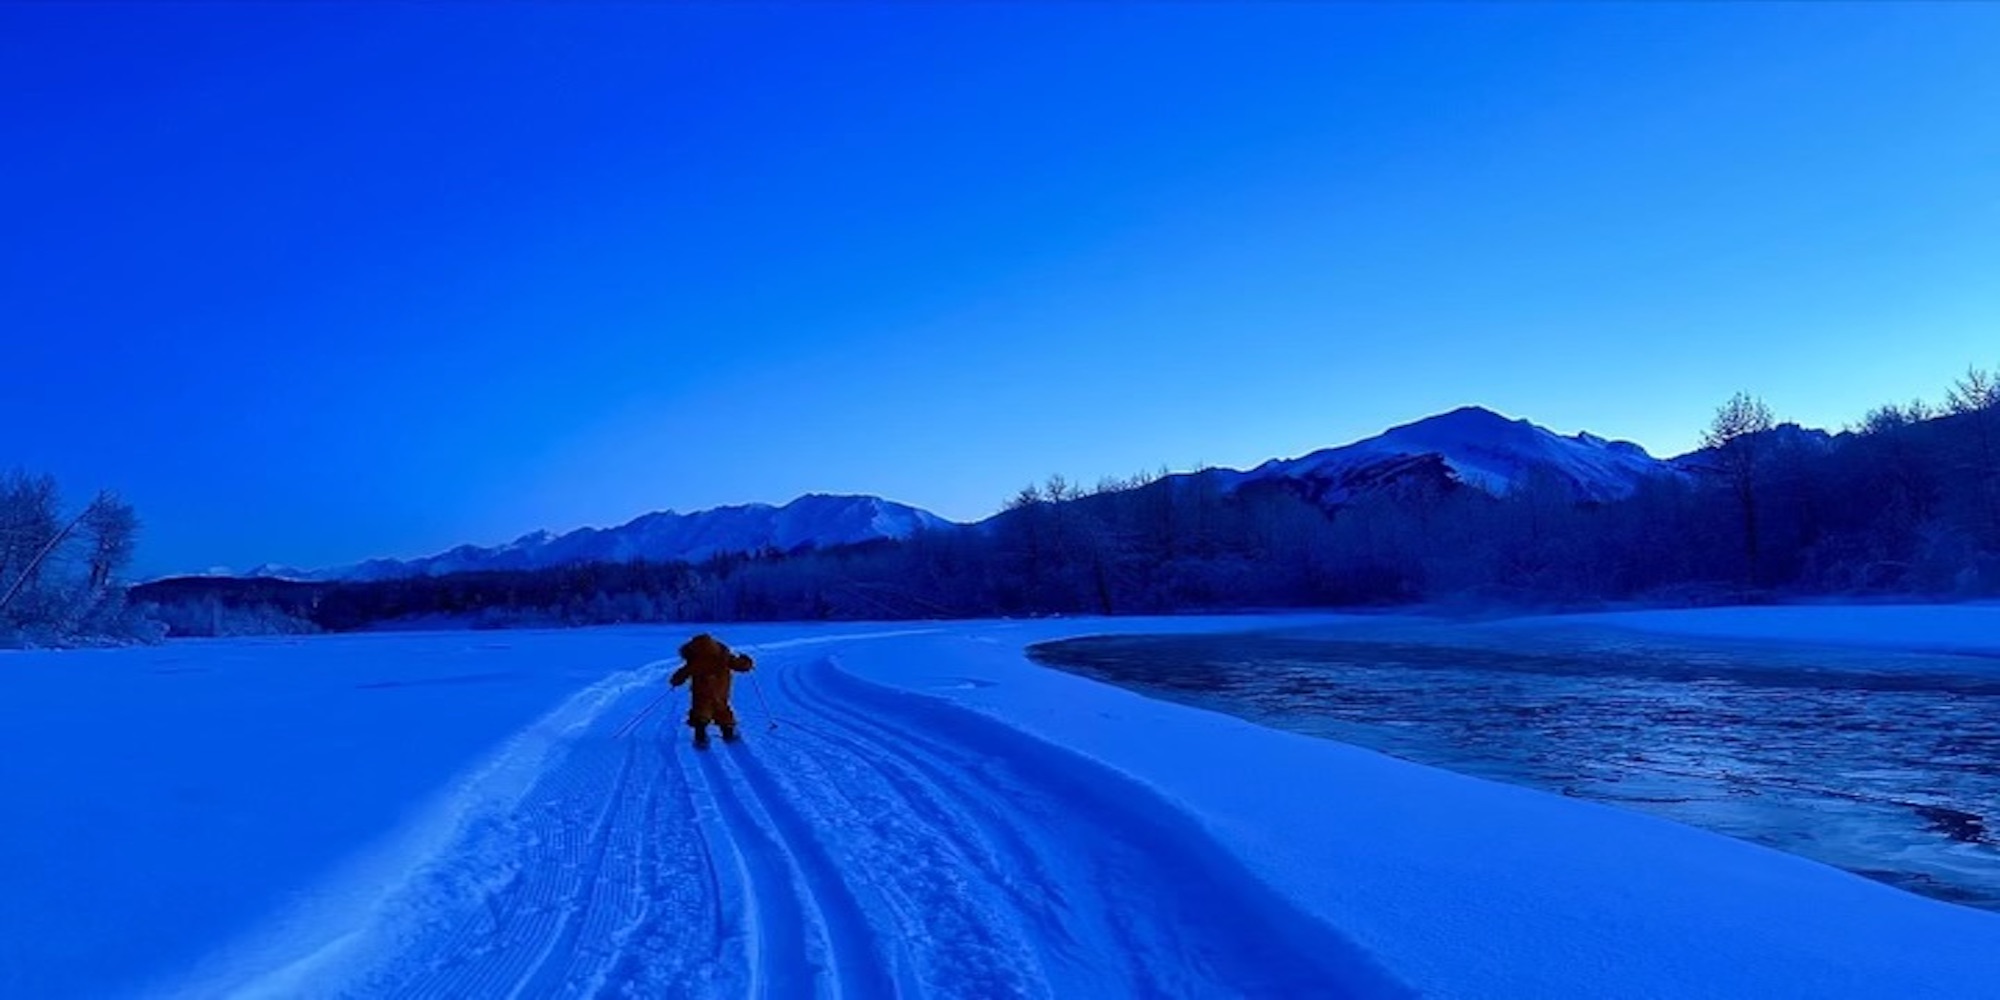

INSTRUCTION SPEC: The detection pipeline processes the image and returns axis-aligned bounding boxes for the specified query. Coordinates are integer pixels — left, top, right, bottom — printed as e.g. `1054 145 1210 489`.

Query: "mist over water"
1031 622 2000 909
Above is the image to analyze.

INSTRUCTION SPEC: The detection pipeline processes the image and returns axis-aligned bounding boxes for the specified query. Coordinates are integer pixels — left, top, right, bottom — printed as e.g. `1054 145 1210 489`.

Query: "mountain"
244 564 312 580
293 494 953 582
248 407 1680 583
1219 406 1677 504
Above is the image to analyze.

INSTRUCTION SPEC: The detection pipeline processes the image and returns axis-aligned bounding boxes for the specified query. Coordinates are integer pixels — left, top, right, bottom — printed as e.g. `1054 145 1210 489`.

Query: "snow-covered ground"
4 611 1998 998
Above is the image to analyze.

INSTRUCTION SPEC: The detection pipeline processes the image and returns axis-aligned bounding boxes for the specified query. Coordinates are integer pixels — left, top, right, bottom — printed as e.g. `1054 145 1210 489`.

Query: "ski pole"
749 669 778 730
613 691 669 740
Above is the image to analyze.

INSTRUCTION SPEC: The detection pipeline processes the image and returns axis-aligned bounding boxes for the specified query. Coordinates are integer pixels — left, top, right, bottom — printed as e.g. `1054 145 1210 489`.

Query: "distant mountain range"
240 406 1727 583
251 494 949 582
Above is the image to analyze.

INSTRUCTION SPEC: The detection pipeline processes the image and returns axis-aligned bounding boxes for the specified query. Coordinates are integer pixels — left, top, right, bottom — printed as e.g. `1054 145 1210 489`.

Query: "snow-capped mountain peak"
240 408 1677 583
1239 406 1673 502
316 494 954 582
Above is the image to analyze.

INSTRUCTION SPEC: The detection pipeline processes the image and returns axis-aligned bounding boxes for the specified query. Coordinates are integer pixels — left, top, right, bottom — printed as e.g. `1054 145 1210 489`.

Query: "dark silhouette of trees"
131 361 2000 635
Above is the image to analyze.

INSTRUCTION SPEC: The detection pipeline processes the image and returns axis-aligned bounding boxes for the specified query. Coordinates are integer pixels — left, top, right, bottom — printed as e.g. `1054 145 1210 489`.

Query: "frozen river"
1031 621 2000 909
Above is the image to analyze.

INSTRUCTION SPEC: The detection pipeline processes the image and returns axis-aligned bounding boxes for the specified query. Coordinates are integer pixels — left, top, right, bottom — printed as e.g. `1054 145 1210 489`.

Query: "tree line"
128 363 2000 636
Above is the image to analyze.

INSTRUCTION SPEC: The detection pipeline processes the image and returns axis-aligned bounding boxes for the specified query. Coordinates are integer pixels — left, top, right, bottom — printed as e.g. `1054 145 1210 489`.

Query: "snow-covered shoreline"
833 612 2000 998
6 607 1998 998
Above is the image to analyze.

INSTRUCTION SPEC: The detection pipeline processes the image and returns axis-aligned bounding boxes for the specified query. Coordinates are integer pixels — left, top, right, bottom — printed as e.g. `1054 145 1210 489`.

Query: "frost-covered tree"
1946 365 1999 414
0 475 147 644
1857 399 1933 436
81 492 139 592
1945 365 2000 542
0 471 62 593
1701 392 1775 585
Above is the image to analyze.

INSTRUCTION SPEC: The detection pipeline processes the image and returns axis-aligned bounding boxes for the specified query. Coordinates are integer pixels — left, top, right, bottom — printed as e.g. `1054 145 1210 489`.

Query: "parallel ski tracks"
330 640 1399 1000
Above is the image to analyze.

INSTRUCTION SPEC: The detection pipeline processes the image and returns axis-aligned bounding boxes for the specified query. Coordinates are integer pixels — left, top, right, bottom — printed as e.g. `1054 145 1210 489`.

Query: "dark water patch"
1918 806 1990 845
1031 628 2000 911
1037 632 2000 696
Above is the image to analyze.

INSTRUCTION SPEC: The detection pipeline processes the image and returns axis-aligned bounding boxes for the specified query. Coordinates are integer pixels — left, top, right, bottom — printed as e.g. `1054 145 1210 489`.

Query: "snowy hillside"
297 494 953 581
1228 405 1677 502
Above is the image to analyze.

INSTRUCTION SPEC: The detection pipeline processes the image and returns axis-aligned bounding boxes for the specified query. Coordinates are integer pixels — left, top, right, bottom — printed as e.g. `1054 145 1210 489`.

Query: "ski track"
311 635 1404 999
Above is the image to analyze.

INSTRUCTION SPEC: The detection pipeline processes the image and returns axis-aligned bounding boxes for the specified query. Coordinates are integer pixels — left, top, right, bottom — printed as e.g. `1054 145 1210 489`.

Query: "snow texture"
4 611 1997 999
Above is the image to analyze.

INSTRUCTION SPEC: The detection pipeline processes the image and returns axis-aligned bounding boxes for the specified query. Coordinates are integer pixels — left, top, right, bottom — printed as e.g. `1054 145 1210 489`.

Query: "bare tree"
81 491 140 592
1857 398 1933 436
1004 483 1045 511
1946 365 1999 414
0 485 143 633
1945 364 2000 539
0 471 61 589
999 483 1049 609
1701 392 1775 585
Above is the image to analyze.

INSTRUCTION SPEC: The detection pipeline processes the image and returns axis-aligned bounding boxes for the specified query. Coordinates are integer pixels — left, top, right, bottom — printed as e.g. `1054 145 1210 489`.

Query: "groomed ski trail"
236 633 1405 1000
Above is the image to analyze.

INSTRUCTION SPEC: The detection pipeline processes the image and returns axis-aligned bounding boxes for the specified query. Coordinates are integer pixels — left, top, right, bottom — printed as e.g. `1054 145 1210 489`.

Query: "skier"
669 632 755 749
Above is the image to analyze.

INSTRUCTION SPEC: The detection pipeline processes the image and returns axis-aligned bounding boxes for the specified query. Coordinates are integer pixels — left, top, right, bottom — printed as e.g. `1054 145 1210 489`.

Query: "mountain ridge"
248 406 1739 582
257 493 951 582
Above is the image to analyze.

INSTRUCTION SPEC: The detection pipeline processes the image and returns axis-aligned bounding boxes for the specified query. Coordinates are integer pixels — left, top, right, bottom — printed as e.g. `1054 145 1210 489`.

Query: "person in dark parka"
670 633 755 748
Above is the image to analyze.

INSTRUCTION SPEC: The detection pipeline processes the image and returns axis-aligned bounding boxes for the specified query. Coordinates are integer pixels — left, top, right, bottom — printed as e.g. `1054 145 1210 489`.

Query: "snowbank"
832 615 2000 999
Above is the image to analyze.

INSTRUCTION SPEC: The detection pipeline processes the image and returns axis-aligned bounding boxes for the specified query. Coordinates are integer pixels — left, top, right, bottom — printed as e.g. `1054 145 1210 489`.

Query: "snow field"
8 609 1998 999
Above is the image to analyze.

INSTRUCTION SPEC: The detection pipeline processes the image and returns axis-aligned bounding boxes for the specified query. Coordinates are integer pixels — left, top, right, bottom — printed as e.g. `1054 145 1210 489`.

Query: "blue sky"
4 3 1996 575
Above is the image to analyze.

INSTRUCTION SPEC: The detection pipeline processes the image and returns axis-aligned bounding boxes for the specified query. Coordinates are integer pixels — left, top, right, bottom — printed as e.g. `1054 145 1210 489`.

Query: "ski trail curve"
767 654 1408 999
210 632 1406 999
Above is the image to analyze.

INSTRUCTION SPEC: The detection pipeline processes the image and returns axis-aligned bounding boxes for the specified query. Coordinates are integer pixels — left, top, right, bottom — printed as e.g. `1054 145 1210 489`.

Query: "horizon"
194 399 1838 579
7 3 1996 576
186 400 1612 575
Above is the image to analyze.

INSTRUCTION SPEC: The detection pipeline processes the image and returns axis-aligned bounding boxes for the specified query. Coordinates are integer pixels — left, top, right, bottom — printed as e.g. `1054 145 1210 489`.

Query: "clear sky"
5 3 1997 576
